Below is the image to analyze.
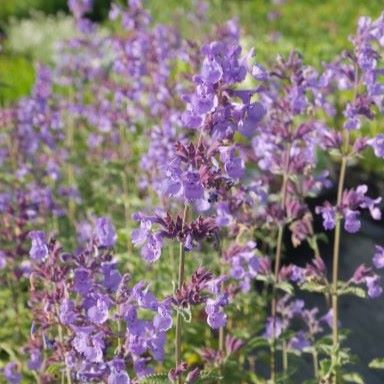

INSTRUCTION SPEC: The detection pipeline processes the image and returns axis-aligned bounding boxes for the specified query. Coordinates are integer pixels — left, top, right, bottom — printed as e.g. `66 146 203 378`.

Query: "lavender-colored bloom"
369 134 384 158
133 358 153 378
150 332 166 361
239 102 266 137
133 283 158 310
182 109 203 129
207 311 226 329
183 171 204 201
28 231 49 261
108 370 130 384
215 202 232 227
153 304 173 332
102 262 122 291
321 309 333 328
288 331 310 351
3 362 21 384
205 295 228 329
366 275 383 298
141 232 163 263
87 296 109 324
0 250 6 269
264 317 283 340
124 307 145 336
373 245 384 269
68 0 93 19
251 64 268 81
28 349 42 371
96 217 116 248
315 204 336 230
60 299 77 325
191 86 217 114
73 268 92 295
344 209 361 233
225 156 244 179
201 57 223 84
131 220 152 247
72 331 104 363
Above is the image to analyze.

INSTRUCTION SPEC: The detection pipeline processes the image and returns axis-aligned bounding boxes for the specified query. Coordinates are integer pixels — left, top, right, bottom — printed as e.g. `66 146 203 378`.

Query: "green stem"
331 155 347 383
312 348 319 379
270 146 291 383
175 204 189 384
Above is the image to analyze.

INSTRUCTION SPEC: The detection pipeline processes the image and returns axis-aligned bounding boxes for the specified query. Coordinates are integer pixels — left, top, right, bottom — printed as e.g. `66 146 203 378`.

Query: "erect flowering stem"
175 203 189 384
270 145 291 383
55 305 72 384
331 154 348 383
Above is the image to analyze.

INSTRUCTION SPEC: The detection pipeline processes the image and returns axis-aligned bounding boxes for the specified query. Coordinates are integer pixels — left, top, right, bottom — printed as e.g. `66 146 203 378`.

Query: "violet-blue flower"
96 217 116 248
373 245 384 269
28 231 48 261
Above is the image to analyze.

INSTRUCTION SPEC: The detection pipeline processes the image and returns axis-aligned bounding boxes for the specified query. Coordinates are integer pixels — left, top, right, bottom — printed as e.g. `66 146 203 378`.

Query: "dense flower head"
316 185 382 233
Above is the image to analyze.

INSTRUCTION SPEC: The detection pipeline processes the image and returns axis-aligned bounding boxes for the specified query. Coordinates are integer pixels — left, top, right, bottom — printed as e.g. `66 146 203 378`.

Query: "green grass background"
1 0 384 104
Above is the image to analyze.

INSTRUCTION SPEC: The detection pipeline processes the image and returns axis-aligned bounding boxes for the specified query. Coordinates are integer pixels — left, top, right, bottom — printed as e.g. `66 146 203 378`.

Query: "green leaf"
369 357 384 369
139 373 169 384
342 373 365 384
246 336 269 350
275 281 294 294
301 281 328 293
337 285 366 298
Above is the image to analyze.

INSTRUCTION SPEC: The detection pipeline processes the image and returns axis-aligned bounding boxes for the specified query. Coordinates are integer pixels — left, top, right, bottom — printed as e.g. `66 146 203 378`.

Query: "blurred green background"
1 0 383 104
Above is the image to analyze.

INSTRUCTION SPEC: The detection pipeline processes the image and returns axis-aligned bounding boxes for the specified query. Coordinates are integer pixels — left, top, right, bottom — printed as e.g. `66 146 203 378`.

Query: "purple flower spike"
96 217 116 248
28 231 49 261
373 245 384 269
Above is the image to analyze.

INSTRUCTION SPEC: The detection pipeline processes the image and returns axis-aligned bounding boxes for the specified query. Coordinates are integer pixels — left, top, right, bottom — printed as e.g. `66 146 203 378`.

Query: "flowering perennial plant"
2 1 384 383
